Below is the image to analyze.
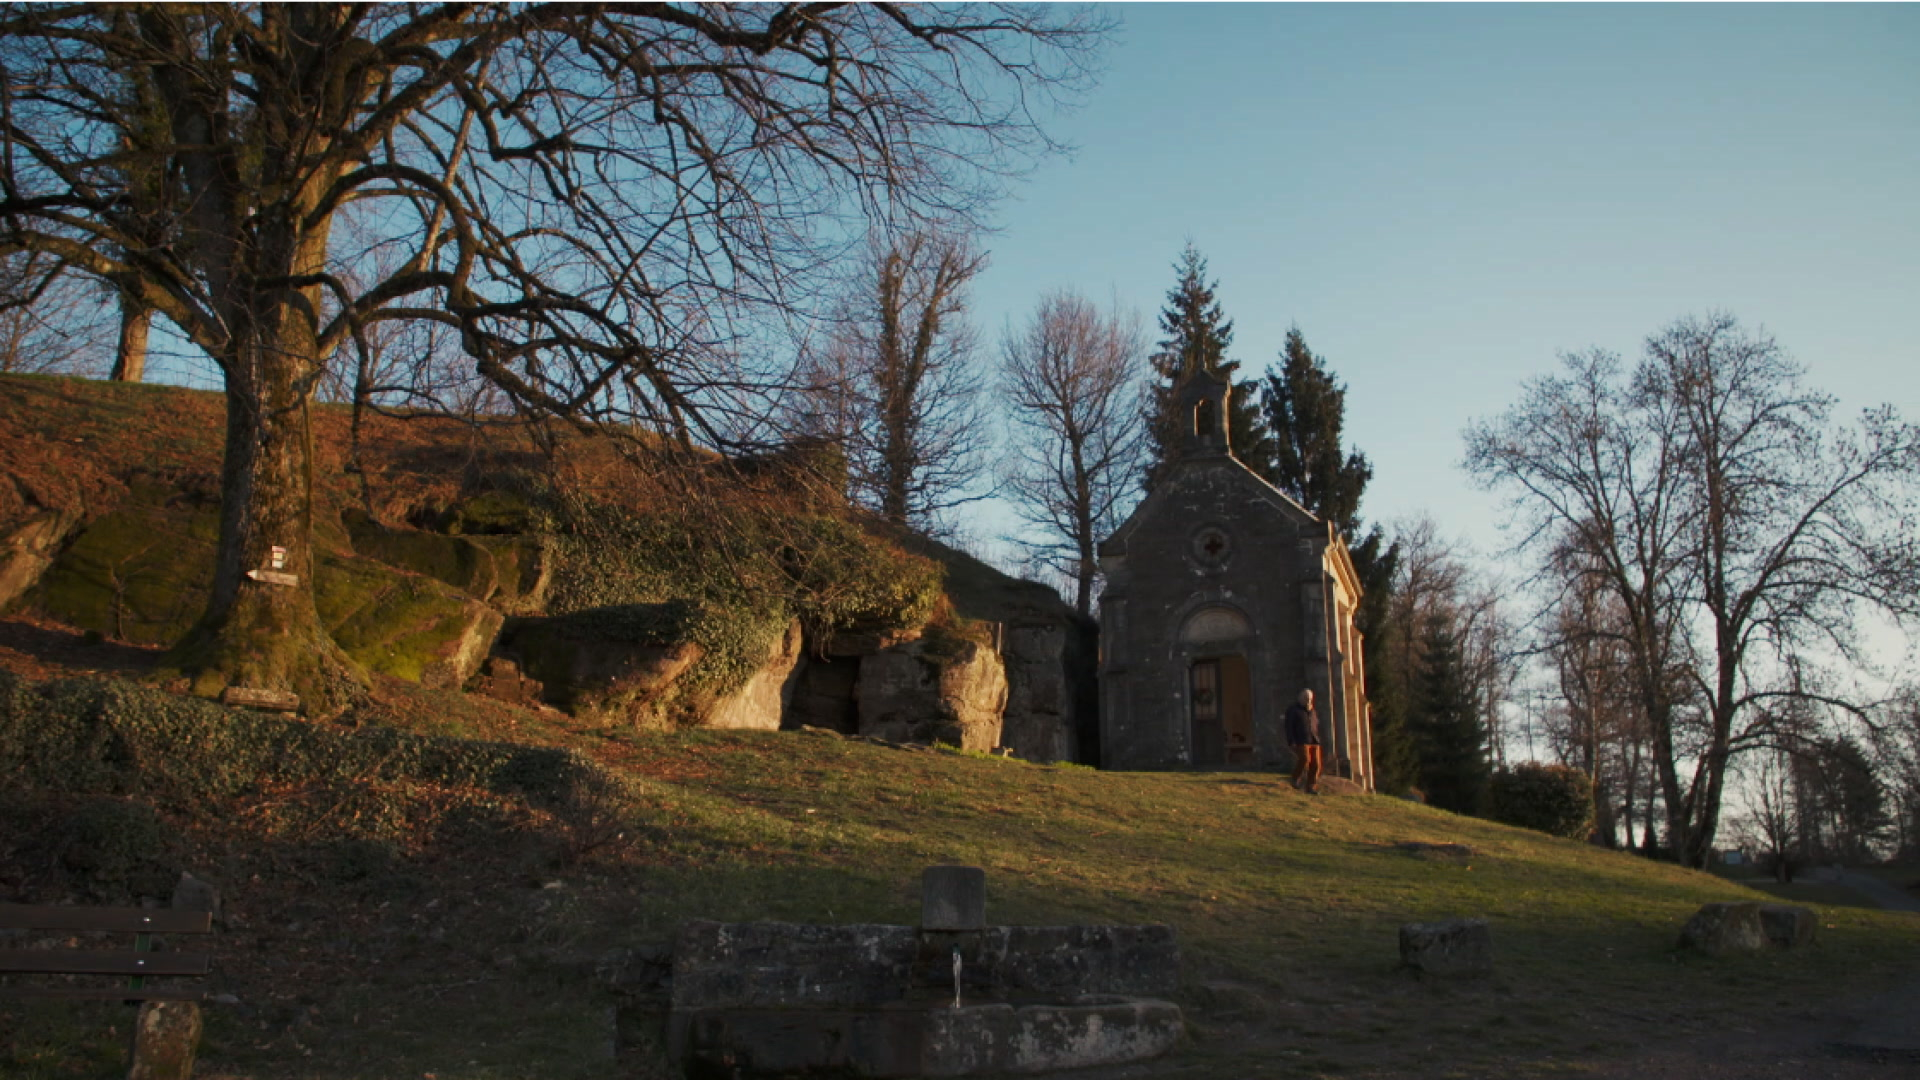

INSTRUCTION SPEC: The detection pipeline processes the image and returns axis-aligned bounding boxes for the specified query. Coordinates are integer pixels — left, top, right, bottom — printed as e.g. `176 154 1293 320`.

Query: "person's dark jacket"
1284 702 1320 746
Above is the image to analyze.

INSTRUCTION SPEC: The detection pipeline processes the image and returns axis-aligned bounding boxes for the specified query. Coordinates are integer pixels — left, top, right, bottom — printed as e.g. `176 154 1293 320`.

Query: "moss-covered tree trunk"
171 274 365 715
159 8 367 716
171 316 365 717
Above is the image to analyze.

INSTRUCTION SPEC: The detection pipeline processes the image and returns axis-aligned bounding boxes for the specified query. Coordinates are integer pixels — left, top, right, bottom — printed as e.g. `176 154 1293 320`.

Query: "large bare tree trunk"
171 328 364 716
168 244 366 715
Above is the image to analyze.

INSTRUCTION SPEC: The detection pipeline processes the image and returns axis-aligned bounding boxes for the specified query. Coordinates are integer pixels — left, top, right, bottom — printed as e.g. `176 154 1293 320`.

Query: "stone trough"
666 867 1184 1078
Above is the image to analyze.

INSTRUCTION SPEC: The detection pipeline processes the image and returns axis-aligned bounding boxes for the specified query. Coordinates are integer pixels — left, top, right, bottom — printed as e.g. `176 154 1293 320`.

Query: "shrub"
0 671 603 808
1489 762 1595 840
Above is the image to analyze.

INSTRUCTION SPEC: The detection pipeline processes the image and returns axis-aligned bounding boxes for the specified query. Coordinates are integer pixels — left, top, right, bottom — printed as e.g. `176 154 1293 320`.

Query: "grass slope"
4 674 1918 1080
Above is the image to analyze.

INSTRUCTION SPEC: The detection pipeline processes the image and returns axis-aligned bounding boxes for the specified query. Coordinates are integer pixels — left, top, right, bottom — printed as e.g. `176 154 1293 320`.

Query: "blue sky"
967 3 1920 563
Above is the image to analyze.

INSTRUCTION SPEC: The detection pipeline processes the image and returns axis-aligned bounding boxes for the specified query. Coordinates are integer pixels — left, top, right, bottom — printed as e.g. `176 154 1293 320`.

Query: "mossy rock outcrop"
441 488 557 536
501 602 795 728
472 535 553 614
30 475 225 645
503 604 709 726
856 630 1007 751
344 509 501 600
315 554 503 689
0 507 85 612
31 483 501 687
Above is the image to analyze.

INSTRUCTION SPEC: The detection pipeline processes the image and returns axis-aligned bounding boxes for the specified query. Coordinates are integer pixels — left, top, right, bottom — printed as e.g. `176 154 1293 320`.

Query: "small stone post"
1399 917 1493 977
921 865 986 931
127 874 219 1080
127 1001 202 1080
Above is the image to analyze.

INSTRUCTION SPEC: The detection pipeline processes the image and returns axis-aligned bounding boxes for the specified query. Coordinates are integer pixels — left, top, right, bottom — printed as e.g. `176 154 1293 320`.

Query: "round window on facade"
1190 524 1232 567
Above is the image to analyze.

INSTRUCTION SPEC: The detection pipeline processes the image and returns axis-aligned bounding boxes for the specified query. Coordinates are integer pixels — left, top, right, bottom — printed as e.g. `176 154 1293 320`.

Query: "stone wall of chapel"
1099 461 1321 770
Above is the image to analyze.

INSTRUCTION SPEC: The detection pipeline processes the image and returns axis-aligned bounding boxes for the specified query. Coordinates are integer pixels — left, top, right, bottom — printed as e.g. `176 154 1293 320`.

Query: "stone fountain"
663 866 1184 1078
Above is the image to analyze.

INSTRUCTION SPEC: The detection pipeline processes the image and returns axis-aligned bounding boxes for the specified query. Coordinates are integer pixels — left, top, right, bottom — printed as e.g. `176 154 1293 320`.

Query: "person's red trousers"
1290 744 1323 792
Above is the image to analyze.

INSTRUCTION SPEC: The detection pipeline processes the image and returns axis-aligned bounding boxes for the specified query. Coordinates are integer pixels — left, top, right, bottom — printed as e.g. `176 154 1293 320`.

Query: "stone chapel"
1095 366 1374 788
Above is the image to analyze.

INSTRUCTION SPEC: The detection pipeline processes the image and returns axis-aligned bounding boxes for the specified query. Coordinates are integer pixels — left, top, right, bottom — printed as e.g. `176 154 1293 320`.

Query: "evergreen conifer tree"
1264 327 1371 533
1361 593 1419 794
1258 325 1411 790
1141 244 1274 488
1410 616 1491 814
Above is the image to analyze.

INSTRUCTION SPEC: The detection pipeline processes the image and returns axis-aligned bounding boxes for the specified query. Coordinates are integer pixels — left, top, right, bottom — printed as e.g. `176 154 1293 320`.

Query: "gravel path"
1822 867 1920 914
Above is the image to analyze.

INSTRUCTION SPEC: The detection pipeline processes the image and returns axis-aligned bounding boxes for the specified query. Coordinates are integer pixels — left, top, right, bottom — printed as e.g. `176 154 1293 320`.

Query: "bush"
1489 762 1594 840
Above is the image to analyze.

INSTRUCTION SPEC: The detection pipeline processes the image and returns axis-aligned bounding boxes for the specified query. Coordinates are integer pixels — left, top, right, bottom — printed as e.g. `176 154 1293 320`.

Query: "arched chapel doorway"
1188 655 1252 767
1181 605 1256 768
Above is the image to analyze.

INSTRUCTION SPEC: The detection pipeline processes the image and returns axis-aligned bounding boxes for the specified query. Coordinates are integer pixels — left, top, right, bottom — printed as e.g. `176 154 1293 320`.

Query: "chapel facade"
1095 367 1374 788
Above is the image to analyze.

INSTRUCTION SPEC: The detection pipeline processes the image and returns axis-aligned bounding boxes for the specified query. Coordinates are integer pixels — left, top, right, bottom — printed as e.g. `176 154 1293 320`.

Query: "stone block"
171 871 222 923
921 999 1184 1077
0 508 82 611
703 619 804 731
674 1006 925 1079
1400 917 1493 976
1677 902 1769 954
219 686 300 711
672 921 916 1009
506 605 705 723
127 1000 202 1080
921 866 987 931
597 942 674 1005
989 924 1181 998
1000 624 1074 762
470 657 546 708
1758 903 1817 949
857 638 1006 751
671 999 1184 1079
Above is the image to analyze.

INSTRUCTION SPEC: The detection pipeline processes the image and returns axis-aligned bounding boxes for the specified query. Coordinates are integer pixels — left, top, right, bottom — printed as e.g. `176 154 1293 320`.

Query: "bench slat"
0 986 209 1002
0 949 212 977
0 904 212 934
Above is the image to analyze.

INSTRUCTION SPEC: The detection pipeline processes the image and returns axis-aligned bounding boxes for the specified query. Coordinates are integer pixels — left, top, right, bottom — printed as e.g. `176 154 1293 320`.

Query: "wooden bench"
0 902 215 1079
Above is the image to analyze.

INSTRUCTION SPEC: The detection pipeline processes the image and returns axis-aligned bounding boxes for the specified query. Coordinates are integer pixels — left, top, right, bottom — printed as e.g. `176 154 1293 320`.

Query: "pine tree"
1141 244 1274 488
1359 554 1418 794
1264 327 1372 534
1258 325 1410 789
1410 616 1491 814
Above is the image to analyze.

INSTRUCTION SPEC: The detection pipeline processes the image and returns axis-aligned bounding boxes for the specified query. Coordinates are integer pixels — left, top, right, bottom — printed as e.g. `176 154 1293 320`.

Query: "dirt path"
1821 867 1920 914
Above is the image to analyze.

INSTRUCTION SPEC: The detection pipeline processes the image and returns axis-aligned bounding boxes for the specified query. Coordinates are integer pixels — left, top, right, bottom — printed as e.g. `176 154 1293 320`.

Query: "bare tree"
1734 746 1801 881
0 252 113 375
1872 691 1920 858
1541 567 1646 847
998 291 1143 613
316 213 501 474
1376 515 1517 802
0 4 1105 714
790 226 991 529
1467 314 1920 866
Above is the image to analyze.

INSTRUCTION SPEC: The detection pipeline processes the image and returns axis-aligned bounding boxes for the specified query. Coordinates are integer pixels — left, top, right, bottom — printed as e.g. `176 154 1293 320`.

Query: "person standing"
1285 689 1322 794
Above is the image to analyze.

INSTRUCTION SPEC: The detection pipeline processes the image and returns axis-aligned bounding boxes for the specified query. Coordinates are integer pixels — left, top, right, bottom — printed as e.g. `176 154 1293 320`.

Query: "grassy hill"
3 373 1917 1078
3 670 1917 1080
